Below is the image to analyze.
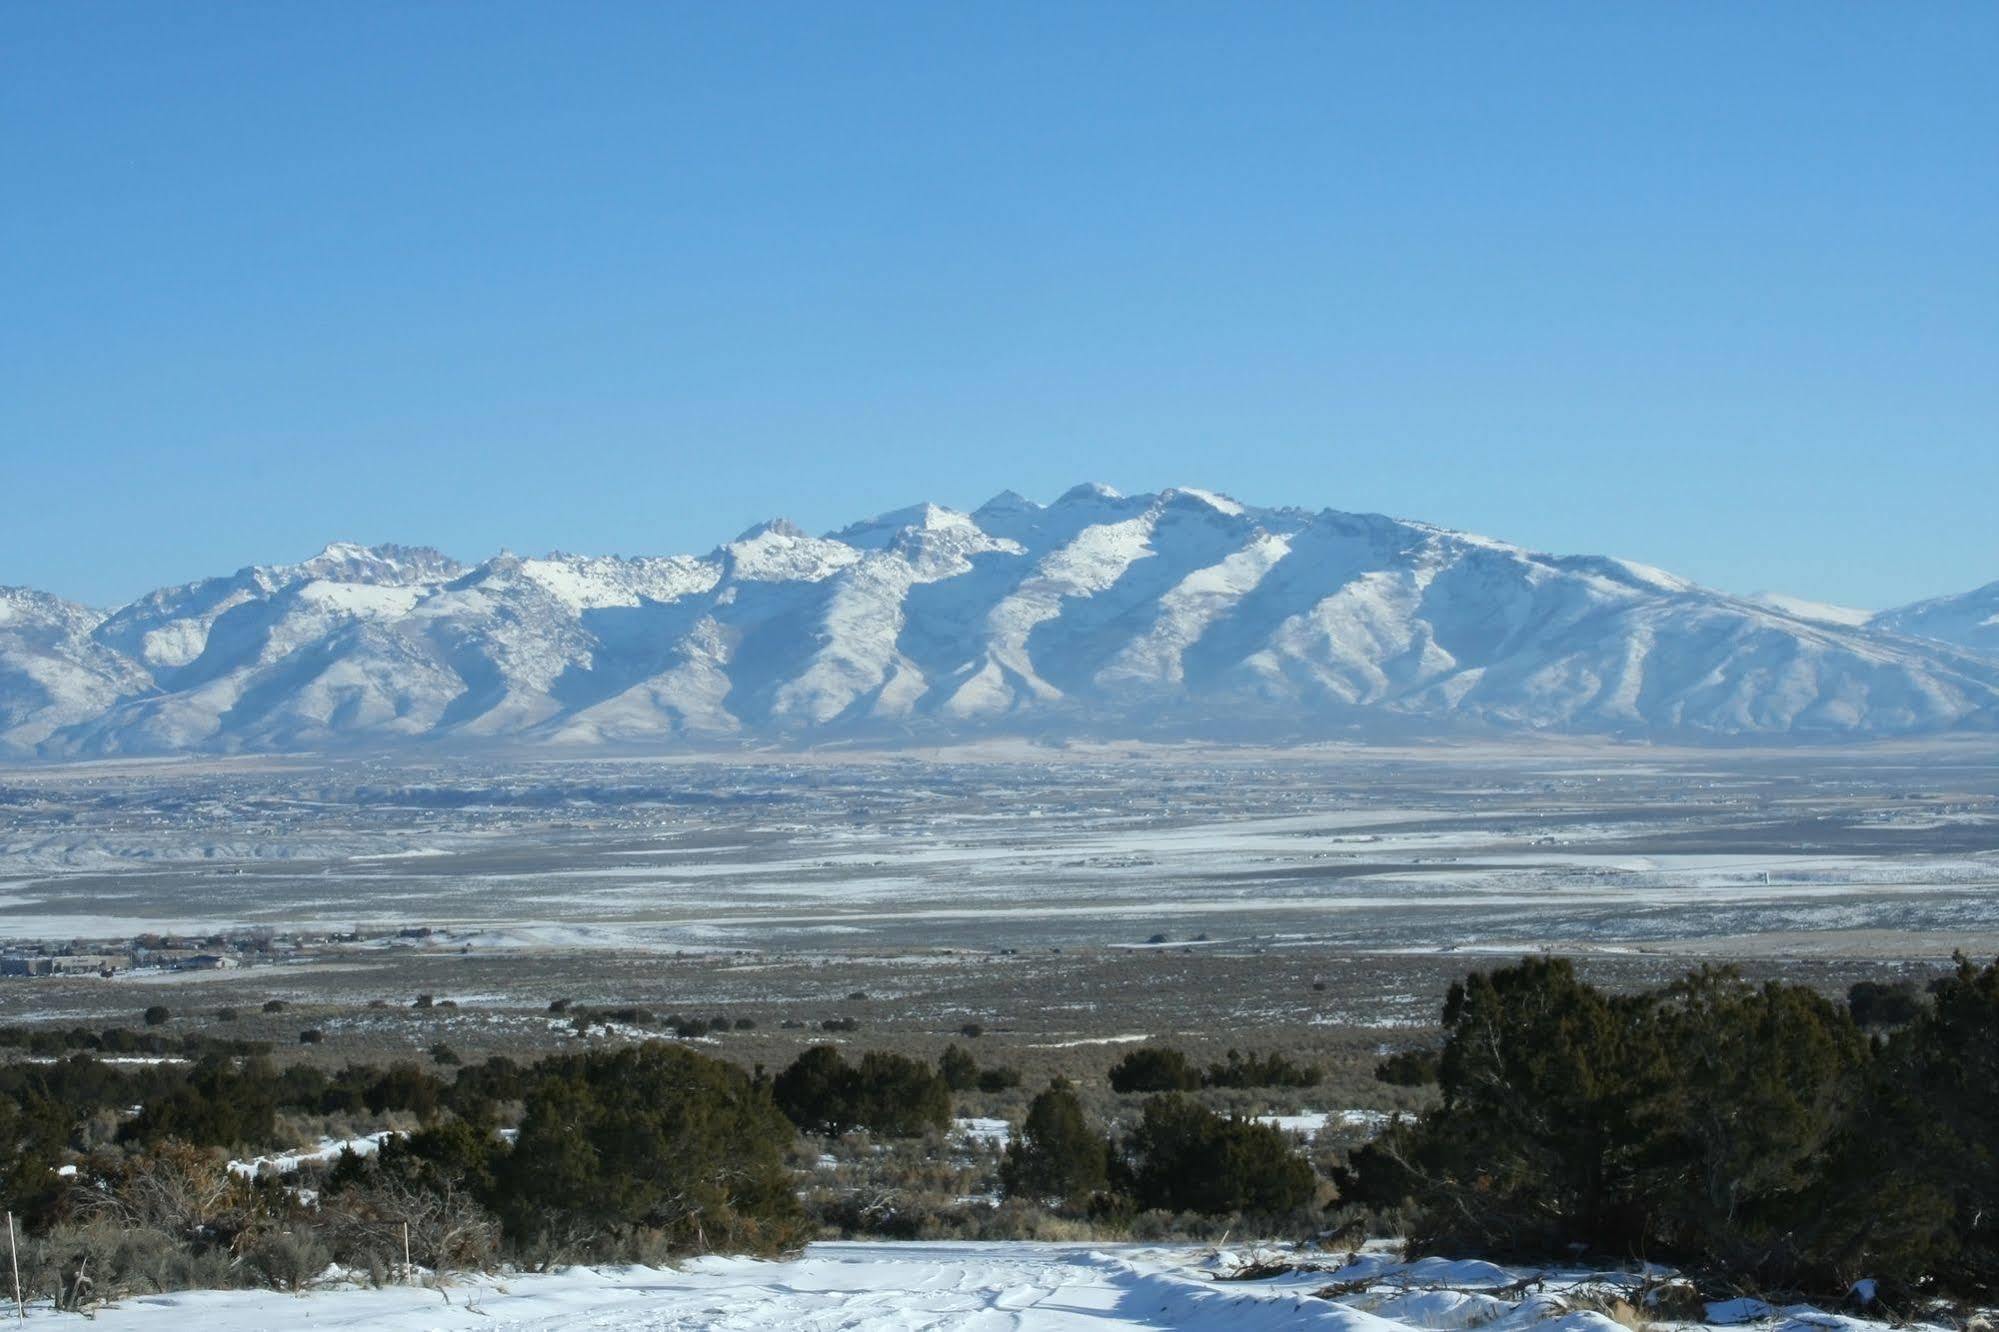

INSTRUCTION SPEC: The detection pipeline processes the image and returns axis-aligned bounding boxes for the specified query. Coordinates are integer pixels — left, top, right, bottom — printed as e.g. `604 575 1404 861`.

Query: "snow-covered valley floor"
40 1241 1942 1331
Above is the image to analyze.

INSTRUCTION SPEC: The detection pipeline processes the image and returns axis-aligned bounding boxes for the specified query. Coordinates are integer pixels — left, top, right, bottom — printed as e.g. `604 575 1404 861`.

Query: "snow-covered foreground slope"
43 1241 1943 1332
7 485 1999 755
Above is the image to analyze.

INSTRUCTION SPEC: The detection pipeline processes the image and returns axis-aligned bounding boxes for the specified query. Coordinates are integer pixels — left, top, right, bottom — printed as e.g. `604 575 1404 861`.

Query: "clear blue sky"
5 4 1994 610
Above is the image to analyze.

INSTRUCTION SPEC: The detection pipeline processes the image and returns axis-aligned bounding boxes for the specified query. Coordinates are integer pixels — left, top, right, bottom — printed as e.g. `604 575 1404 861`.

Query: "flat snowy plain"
4 745 1996 959
33 1242 1924 1331
3 745 1993 1045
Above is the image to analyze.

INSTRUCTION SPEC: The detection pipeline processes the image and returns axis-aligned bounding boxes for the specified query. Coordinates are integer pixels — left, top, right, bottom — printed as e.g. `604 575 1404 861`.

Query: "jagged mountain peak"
1054 481 1127 506
4 486 1997 756
718 519 856 584
733 517 808 543
832 502 982 550
0 585 103 628
276 541 465 587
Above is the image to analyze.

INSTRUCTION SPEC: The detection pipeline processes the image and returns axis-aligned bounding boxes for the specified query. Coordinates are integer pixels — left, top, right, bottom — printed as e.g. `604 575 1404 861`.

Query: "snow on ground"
955 1116 1012 1148
18 1054 185 1066
228 1131 397 1180
1254 1109 1393 1140
36 1241 1949 1332
8 763 1995 959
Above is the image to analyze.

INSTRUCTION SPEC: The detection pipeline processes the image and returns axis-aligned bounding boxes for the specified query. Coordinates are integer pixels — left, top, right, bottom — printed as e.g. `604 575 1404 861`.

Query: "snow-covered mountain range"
4 485 1997 756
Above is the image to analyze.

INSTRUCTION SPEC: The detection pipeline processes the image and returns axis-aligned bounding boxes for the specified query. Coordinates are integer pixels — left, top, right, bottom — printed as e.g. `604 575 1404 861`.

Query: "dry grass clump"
1556 1286 1660 1332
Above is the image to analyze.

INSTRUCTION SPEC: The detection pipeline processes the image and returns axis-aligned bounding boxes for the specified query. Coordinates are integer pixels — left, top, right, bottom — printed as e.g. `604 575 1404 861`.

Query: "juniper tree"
500 1042 802 1256
1631 967 1867 1278
773 1045 849 1134
1000 1080 1108 1207
1106 1047 1201 1094
773 1046 950 1137
1125 1094 1317 1215
848 1052 950 1137
1829 954 1999 1293
938 1044 979 1092
0 1089 69 1225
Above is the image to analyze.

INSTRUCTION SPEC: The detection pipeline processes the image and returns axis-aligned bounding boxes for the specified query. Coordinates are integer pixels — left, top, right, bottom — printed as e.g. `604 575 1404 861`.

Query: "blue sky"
5 4 1994 609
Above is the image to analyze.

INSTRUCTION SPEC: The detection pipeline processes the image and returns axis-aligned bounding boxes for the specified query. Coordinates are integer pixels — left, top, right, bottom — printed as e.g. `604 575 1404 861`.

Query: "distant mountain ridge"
4 485 1997 755
1872 581 1999 657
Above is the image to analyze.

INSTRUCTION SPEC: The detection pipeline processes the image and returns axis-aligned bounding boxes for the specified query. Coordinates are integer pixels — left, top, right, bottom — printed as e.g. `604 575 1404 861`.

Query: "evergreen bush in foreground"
500 1043 803 1256
1000 1080 1109 1207
771 1045 950 1137
1340 954 1999 1297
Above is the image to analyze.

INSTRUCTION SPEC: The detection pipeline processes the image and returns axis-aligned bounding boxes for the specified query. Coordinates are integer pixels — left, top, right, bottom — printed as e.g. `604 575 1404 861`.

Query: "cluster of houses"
0 953 130 978
0 938 245 979
0 924 447 982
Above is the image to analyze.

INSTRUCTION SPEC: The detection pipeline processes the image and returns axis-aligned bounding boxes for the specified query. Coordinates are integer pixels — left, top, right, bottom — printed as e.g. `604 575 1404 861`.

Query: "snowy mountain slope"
0 588 150 752
1874 580 1999 656
5 491 1999 755
92 543 463 683
1745 592 1876 629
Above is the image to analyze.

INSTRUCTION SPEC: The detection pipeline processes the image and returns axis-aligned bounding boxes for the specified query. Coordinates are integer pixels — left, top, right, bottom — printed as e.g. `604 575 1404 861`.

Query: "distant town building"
52 955 124 976
3 952 132 977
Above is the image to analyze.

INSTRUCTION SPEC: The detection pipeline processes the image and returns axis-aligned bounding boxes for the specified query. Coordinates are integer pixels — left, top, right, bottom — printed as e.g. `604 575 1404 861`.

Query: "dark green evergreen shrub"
850 1052 952 1137
1337 955 1996 1293
1828 954 1999 1292
1632 967 1868 1278
0 1090 69 1223
1107 1047 1201 1094
1373 1049 1439 1086
1371 955 1650 1259
444 1056 527 1120
938 1044 979 1091
976 1066 1023 1092
1203 1049 1321 1089
772 1046 849 1134
360 1062 444 1120
1000 1080 1109 1207
772 1046 949 1137
1124 1094 1317 1215
1847 979 1925 1028
122 1056 278 1149
499 1042 802 1255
